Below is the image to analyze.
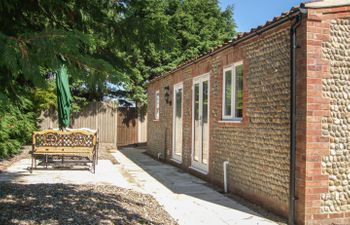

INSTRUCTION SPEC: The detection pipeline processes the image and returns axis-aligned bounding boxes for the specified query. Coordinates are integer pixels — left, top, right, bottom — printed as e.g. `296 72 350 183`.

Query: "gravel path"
0 183 177 225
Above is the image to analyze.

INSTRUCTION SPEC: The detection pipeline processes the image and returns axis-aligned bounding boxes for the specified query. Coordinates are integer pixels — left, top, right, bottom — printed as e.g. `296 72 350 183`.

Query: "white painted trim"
304 0 350 8
170 157 182 164
155 90 160 120
222 65 234 119
218 119 242 124
191 73 210 173
233 61 243 119
172 82 183 162
189 166 209 175
222 61 243 121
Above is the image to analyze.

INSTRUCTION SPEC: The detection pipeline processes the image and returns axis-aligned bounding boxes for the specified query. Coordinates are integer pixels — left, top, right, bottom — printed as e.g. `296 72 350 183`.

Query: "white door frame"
172 82 183 162
191 73 210 173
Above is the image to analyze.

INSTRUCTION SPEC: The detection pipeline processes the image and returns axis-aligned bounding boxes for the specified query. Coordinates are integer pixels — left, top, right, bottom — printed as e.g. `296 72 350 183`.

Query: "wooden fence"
117 107 147 147
39 102 147 147
39 102 118 145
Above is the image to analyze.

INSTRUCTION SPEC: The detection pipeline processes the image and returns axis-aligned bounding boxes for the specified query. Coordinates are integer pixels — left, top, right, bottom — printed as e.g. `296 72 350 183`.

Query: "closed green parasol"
56 65 73 129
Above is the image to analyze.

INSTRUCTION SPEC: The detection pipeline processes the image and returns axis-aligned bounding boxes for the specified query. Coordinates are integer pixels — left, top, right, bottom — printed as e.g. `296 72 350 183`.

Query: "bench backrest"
33 130 97 148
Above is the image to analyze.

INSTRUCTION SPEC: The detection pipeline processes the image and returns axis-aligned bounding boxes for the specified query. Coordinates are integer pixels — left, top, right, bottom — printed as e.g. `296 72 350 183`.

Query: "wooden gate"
117 107 138 147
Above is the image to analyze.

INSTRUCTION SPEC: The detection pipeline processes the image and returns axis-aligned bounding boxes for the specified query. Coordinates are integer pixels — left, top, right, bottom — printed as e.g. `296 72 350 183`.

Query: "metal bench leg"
30 155 34 173
92 153 96 174
96 147 98 165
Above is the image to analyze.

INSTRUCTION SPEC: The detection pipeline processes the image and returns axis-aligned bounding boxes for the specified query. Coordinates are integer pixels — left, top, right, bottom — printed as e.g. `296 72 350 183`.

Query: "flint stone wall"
148 27 292 212
211 29 291 209
321 18 350 213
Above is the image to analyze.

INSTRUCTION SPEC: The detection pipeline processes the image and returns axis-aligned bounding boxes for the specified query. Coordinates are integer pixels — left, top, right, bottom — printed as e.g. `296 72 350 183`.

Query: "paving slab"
114 147 279 225
0 159 134 189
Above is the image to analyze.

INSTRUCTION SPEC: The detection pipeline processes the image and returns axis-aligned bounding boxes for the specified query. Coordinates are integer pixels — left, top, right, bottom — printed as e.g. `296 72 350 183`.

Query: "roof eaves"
303 0 350 8
149 5 303 84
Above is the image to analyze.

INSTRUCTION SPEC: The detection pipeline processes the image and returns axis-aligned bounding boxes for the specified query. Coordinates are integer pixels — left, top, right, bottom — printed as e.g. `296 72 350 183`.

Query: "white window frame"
172 82 183 163
222 61 243 121
155 90 160 120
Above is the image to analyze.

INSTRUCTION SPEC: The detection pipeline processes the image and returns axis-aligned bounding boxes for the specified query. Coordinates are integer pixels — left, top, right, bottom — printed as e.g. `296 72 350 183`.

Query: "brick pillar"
295 16 308 225
298 7 350 225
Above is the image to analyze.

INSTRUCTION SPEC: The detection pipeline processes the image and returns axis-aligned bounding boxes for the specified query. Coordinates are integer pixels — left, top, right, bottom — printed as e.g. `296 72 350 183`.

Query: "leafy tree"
120 0 236 105
0 0 124 157
0 0 235 158
0 89 36 158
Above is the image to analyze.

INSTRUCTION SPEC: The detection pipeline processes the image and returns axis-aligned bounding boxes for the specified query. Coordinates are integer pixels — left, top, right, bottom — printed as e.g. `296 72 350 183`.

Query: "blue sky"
219 0 304 32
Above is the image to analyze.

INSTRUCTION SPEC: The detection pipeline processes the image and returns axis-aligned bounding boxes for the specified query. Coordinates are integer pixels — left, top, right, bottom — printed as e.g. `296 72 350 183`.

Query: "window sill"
189 166 209 175
218 119 242 123
170 157 182 164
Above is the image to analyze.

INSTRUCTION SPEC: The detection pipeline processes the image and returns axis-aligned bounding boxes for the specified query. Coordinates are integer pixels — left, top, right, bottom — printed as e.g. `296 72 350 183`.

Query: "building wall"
300 6 350 225
147 5 350 224
211 28 291 215
148 22 292 216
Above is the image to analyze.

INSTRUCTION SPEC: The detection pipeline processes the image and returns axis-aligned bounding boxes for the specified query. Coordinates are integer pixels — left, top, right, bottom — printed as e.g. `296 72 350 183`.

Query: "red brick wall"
295 14 308 225
148 22 293 217
147 5 350 225
297 5 350 225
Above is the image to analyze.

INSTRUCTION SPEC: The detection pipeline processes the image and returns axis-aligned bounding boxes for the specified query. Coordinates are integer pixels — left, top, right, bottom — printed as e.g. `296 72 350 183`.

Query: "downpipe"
289 8 306 225
223 161 229 193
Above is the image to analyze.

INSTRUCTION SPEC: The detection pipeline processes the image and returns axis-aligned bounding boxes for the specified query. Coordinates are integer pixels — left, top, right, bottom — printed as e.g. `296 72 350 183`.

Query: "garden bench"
31 129 98 173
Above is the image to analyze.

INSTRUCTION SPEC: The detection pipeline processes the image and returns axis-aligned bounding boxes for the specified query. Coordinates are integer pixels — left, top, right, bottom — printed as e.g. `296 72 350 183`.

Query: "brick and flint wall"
296 5 350 225
148 23 292 216
147 4 350 225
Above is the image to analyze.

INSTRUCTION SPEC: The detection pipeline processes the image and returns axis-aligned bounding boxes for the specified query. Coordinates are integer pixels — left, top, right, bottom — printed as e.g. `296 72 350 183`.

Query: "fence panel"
39 102 147 147
39 102 118 145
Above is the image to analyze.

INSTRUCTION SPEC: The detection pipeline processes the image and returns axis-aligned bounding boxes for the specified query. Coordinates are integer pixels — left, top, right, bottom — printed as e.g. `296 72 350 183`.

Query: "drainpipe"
289 7 306 225
164 127 168 160
223 161 229 193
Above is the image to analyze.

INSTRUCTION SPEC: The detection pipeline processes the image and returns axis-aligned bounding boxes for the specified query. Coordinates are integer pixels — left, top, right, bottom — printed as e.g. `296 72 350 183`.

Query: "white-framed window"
155 90 160 120
222 61 243 120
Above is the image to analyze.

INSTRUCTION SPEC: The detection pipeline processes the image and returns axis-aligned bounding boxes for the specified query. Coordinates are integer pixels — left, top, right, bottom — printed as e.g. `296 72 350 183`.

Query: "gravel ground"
0 146 31 173
0 183 177 225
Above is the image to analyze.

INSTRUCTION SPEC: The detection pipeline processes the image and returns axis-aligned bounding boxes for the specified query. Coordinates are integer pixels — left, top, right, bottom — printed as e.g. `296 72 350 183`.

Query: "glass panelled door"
192 74 210 172
172 83 183 162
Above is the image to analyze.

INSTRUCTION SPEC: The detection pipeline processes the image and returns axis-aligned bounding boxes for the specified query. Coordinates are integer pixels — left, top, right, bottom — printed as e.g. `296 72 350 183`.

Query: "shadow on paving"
119 148 287 225
0 183 176 225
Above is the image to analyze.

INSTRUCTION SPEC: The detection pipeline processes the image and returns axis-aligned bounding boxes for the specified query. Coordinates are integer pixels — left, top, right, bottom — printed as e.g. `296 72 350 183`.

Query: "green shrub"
0 92 36 158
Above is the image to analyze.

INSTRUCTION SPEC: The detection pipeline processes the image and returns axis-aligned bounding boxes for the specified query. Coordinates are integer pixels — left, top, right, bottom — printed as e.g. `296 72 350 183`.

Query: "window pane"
194 84 200 121
175 87 182 156
235 65 243 118
202 80 209 164
194 83 200 161
176 89 182 118
202 80 208 123
155 92 159 119
224 70 232 116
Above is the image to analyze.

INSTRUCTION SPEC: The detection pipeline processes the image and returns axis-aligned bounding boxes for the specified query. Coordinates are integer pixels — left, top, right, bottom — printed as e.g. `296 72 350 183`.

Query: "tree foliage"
0 0 235 158
120 0 236 104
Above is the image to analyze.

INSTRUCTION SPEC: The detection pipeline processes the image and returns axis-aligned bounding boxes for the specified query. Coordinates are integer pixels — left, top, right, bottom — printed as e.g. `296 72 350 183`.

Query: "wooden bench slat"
31 129 99 173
